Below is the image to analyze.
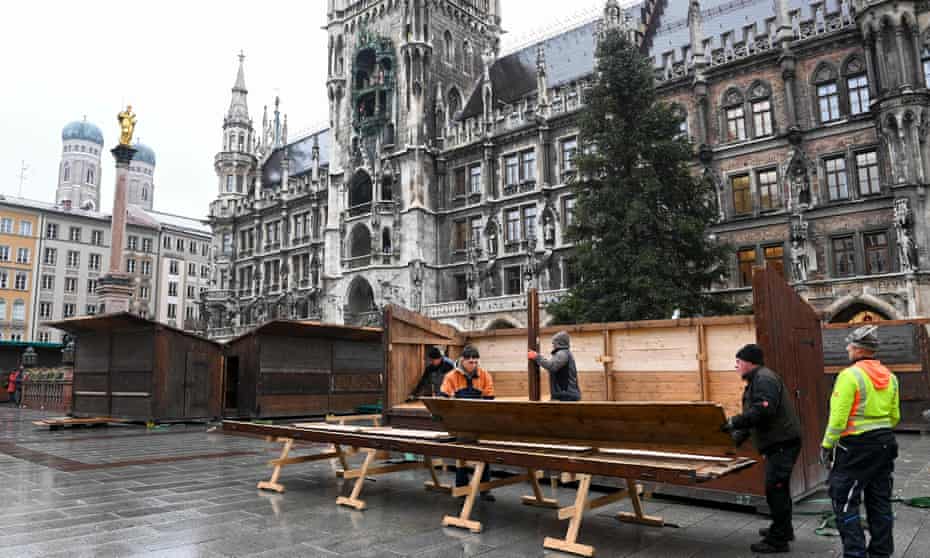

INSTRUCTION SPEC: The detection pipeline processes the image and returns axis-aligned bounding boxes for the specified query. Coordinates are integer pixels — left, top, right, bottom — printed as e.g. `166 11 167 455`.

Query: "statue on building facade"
894 198 917 273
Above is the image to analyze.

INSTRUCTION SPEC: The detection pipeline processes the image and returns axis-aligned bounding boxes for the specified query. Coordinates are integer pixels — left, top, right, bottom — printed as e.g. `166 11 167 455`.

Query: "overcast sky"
0 0 609 220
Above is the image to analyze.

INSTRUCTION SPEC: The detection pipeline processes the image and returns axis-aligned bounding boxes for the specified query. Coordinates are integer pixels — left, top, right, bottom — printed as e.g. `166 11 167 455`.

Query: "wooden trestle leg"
443 465 556 534
258 438 349 494
423 457 451 492
544 475 663 557
337 447 376 510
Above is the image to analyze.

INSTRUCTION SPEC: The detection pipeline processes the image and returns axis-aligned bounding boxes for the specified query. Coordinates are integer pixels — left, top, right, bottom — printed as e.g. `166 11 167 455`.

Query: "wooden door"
184 351 211 418
752 266 828 497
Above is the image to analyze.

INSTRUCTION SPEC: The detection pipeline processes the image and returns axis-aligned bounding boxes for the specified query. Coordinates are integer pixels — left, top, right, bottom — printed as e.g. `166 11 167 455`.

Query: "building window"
64 277 77 293
454 274 467 301
726 106 746 142
88 253 101 271
522 205 537 241
764 245 785 277
16 248 29 264
818 83 841 122
87 279 98 293
731 174 752 215
91 230 103 245
176 238 184 251
856 151 880 196
832 236 856 277
0 246 9 261
86 166 95 184
444 30 454 64
757 169 778 211
201 265 209 278
63 303 76 318
504 266 522 295
189 240 197 254
141 260 151 276
168 282 179 297
864 231 889 275
825 156 849 201
222 234 233 255
163 235 171 249
185 306 195 320
46 223 58 239
14 273 26 290
453 168 467 197
142 238 152 253
126 258 136 273
506 208 521 243
19 221 32 237
848 75 870 115
751 100 773 137
128 236 138 251
0 271 6 289
69 227 81 242
169 260 179 275
504 155 519 188
41 275 53 290
226 175 234 192
139 286 150 299
0 218 11 234
44 248 57 266
66 251 80 268
469 164 482 194
187 285 196 299
12 300 25 322
521 149 536 184
167 303 177 319
188 262 196 276
39 302 52 320
453 220 468 251
38 331 50 343
470 217 482 251
86 305 97 316
738 248 756 287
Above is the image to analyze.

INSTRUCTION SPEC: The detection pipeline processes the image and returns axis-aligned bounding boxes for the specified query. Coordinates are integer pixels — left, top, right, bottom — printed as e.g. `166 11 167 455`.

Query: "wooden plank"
528 288 541 401
611 327 700 372
386 304 463 343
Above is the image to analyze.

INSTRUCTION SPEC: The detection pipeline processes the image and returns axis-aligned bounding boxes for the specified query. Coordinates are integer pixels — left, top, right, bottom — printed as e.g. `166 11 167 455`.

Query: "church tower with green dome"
57 118 104 211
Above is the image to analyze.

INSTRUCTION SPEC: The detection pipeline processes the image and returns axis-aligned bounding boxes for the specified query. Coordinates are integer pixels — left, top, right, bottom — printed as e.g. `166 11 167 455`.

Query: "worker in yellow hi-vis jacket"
822 325 900 558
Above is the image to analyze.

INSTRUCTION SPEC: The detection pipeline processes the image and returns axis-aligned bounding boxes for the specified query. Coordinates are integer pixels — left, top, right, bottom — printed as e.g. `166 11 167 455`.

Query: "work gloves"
527 350 538 360
820 447 835 470
720 418 736 433
720 419 748 447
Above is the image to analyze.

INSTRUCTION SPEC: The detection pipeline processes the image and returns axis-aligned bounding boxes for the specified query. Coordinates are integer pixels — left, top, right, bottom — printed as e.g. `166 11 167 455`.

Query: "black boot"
758 527 795 541
749 540 790 554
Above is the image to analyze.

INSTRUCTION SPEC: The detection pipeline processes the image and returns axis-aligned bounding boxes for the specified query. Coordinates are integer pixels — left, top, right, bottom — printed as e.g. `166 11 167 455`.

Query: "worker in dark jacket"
722 344 802 554
527 331 581 401
412 346 456 397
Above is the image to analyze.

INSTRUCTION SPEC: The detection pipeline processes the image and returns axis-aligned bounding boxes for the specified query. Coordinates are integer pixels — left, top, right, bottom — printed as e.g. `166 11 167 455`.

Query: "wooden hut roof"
47 312 221 346
226 320 383 345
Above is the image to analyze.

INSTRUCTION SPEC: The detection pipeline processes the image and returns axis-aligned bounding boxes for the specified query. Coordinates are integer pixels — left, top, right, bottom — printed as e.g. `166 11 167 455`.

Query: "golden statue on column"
117 105 137 145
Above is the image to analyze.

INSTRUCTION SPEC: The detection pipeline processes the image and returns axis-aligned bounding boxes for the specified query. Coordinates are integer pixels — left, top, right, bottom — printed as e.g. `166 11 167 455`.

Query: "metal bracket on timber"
443 464 557 533
544 474 664 557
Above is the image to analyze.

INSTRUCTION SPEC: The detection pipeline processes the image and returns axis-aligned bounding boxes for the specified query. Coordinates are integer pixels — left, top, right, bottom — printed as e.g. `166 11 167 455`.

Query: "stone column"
96 144 136 314
895 25 911 90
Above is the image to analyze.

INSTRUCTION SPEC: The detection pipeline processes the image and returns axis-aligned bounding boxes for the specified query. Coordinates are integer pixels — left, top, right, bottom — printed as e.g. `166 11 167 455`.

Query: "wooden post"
528 288 541 401
697 323 710 401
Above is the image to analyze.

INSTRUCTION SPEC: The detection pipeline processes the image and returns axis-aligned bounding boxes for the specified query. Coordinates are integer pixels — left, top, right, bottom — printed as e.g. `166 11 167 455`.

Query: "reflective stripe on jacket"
822 359 900 449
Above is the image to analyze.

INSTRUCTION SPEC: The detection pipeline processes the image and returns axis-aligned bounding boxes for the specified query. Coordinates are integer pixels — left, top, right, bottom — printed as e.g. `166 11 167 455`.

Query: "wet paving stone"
0 407 927 557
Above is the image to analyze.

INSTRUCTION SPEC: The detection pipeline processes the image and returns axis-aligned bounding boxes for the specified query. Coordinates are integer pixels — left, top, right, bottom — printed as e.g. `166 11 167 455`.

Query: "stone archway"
824 295 900 324
345 276 379 326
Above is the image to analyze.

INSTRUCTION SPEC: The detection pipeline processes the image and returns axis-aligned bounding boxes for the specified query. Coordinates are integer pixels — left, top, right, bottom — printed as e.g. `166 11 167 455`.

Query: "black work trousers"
829 430 898 558
762 439 801 544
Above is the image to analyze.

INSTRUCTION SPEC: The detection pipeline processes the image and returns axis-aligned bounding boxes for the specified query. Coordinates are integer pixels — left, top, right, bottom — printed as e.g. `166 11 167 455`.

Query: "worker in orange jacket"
6 370 16 404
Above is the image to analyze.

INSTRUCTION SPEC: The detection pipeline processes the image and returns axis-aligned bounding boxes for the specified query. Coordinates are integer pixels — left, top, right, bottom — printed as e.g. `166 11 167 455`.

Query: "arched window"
812 62 841 123
238 133 245 151
463 41 472 74
348 225 372 268
382 227 392 255
87 165 95 184
448 88 462 120
721 88 746 142
444 31 454 64
142 186 148 201
348 170 373 210
670 103 688 139
12 300 25 322
842 56 870 116
335 35 345 75
747 81 773 138
63 164 70 182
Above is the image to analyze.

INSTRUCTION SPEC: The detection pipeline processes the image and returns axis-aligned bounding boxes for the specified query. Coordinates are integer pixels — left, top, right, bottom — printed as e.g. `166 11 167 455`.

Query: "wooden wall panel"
707 371 744 417
612 327 700 372
257 394 329 417
333 340 383 373
261 336 331 374
74 332 110 373
705 322 755 371
471 335 525 373
609 371 702 401
111 330 154 372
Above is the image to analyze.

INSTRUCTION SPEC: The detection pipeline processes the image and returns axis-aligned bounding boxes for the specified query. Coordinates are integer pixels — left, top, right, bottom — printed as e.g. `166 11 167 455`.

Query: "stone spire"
774 0 793 43
536 45 549 116
688 1 705 69
227 51 249 122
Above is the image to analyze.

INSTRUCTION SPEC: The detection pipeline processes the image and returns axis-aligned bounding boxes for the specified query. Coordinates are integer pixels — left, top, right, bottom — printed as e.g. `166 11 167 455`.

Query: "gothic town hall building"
204 0 930 336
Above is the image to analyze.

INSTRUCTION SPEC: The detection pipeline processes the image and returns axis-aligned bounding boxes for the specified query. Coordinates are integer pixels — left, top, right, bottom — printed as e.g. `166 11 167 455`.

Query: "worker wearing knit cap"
722 343 801 554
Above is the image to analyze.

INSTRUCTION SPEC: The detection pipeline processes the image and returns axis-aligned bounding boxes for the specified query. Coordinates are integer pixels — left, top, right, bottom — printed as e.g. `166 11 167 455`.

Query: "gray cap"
846 325 880 352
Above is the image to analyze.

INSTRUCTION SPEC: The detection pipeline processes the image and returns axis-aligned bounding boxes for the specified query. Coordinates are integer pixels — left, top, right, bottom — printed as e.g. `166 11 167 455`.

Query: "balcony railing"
423 289 568 320
348 203 372 218
345 255 371 269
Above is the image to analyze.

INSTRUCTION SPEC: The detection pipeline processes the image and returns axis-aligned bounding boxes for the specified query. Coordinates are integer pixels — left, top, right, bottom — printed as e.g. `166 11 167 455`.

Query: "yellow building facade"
0 203 40 341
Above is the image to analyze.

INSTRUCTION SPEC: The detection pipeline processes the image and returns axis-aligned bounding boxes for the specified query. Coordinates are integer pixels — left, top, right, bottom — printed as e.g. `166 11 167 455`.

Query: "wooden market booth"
222 320 383 419
383 267 830 506
49 312 223 422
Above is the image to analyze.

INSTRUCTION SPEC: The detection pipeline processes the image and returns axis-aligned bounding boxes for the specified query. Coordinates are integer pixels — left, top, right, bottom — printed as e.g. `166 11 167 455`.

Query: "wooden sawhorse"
257 437 352 493
442 462 559 533
336 449 448 510
543 474 663 557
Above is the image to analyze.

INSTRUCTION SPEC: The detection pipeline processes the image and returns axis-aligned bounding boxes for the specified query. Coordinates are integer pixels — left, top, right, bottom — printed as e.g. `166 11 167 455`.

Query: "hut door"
184 351 211 418
790 326 826 495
